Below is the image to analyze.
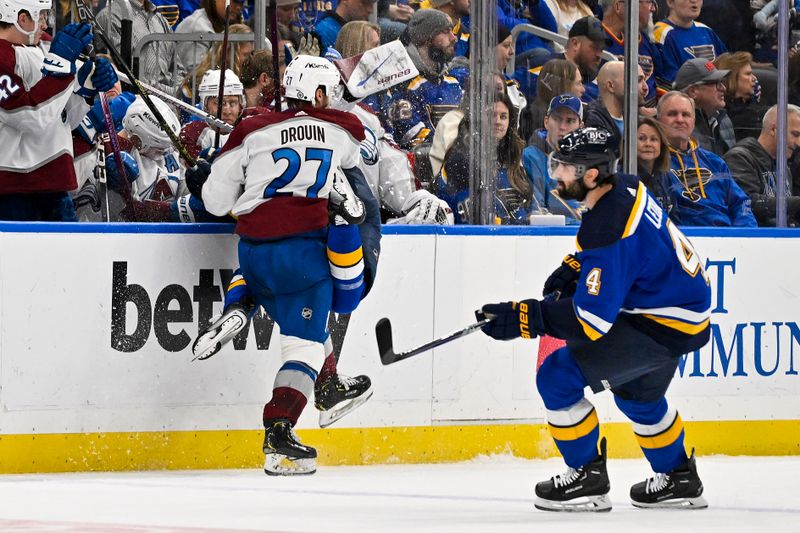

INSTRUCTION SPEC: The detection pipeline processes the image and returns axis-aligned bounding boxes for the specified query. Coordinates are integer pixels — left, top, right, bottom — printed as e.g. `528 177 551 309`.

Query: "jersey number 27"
264 147 333 199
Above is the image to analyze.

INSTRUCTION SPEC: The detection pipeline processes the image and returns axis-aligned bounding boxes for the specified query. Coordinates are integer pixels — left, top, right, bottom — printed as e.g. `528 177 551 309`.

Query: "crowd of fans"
9 0 800 227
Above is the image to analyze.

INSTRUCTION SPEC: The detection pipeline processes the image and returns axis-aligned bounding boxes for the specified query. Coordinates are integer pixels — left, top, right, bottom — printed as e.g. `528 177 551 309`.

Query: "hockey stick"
73 0 196 167
375 317 492 366
114 70 233 133
214 0 231 149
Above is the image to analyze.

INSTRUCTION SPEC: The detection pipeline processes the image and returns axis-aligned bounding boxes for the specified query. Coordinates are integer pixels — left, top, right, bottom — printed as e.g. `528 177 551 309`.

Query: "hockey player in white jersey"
0 3 117 221
201 55 377 475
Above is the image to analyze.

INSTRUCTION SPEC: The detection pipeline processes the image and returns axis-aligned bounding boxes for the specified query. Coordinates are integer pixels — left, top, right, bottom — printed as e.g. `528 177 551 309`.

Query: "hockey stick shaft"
375 317 492 366
214 0 231 149
269 0 281 112
73 0 196 167
99 92 138 217
114 69 232 133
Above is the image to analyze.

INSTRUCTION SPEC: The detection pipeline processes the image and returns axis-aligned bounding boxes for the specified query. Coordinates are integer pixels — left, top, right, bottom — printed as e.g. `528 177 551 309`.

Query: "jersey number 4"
264 147 333 198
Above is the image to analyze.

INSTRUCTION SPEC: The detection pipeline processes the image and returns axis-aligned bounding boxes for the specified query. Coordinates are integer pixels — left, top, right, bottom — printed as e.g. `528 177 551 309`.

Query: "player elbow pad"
327 224 365 314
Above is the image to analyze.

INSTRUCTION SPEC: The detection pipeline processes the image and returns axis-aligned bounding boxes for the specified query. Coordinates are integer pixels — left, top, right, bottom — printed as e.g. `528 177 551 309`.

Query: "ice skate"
328 169 365 225
191 302 250 361
630 449 708 509
534 437 612 512
262 418 317 476
315 373 374 428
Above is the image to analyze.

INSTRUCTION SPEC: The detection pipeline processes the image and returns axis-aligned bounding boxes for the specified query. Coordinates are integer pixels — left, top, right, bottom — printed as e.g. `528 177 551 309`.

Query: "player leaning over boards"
0 3 116 221
201 55 373 476
480 127 711 512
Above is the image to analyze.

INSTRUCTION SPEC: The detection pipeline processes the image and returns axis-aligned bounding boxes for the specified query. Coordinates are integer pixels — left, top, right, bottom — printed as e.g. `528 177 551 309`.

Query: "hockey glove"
198 147 219 163
91 58 119 94
42 23 93 77
542 253 581 300
105 151 139 192
186 159 212 200
480 299 546 341
399 190 455 225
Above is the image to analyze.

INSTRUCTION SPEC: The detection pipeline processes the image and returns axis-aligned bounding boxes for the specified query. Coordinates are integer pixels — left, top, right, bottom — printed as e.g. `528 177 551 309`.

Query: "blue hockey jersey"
653 20 727 92
542 175 712 354
603 24 663 105
666 140 757 227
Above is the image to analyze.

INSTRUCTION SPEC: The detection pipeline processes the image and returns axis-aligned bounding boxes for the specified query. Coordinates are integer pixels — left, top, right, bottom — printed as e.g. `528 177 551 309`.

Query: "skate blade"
631 495 708 510
318 387 374 428
534 494 612 513
263 454 317 476
191 312 247 361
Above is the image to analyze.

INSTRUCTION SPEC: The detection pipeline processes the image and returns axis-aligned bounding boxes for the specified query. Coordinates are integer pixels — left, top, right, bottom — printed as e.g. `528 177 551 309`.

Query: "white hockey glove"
397 190 454 225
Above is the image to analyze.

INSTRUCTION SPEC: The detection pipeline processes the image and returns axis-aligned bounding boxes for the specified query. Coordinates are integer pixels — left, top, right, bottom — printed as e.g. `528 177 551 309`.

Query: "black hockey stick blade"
376 317 492 366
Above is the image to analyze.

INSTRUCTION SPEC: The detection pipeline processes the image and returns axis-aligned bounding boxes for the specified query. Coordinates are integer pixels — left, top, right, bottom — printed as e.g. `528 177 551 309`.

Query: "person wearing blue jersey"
386 8 463 149
314 0 375 52
480 126 711 512
653 0 726 93
600 0 663 105
656 90 756 227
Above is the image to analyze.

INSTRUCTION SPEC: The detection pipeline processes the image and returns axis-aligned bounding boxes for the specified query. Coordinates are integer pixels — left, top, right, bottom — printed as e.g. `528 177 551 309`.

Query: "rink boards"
0 223 798 473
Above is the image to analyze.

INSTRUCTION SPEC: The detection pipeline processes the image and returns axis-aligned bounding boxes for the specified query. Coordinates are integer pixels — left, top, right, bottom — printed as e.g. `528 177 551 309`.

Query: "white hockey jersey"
0 40 88 194
203 107 365 239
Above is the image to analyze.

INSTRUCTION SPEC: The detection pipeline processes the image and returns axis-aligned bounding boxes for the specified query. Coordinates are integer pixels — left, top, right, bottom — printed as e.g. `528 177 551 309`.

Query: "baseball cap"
547 94 583 120
568 16 606 43
673 58 730 91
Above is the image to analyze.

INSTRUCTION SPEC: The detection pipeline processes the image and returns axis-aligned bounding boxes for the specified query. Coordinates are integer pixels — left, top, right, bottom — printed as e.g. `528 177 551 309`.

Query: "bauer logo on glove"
479 299 547 341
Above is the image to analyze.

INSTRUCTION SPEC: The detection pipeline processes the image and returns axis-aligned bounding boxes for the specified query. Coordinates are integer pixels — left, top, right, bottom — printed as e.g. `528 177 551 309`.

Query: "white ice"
0 455 798 533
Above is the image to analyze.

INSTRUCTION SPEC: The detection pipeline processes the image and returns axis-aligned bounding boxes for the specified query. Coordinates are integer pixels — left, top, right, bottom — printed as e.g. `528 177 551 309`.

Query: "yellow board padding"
1 420 799 474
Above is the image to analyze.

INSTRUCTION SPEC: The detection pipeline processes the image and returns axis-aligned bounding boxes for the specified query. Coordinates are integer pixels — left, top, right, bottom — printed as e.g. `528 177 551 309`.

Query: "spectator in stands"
637 116 674 214
522 94 584 223
178 23 253 117
275 0 301 28
714 52 768 143
674 58 735 156
387 9 463 149
175 0 245 73
723 104 800 226
436 92 536 224
600 0 663 106
522 16 606 102
335 21 384 112
424 0 472 58
520 59 585 143
96 0 186 95
653 0 727 92
376 0 413 43
583 61 648 156
500 0 558 79
656 90 756 227
239 49 283 108
546 0 595 50
315 0 377 52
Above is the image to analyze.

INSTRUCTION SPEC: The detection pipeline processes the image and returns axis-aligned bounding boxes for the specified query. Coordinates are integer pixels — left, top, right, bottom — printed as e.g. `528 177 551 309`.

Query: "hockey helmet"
0 0 52 44
548 126 618 183
197 69 244 106
122 95 180 156
283 55 341 103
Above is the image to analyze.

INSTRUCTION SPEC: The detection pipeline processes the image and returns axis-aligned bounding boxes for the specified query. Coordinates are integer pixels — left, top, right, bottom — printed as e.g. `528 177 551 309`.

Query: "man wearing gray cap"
387 9 463 150
674 58 735 156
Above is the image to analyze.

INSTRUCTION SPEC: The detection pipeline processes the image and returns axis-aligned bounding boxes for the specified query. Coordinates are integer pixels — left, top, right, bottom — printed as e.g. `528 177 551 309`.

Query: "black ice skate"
534 437 612 512
191 302 251 361
263 418 317 476
328 170 365 225
630 449 708 509
315 373 374 428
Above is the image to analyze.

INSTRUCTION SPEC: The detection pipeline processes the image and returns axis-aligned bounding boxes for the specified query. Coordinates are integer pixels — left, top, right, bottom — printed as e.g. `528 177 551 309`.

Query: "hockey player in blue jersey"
480 127 711 512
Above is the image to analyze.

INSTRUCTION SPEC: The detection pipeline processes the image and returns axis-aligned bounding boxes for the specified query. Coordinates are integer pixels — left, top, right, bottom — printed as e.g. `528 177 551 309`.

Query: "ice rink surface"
0 455 798 533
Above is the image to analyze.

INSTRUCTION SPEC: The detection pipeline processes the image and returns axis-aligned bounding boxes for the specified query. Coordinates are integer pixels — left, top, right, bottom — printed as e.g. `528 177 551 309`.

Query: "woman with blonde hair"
715 51 768 142
334 20 381 59
520 59 584 143
545 0 594 51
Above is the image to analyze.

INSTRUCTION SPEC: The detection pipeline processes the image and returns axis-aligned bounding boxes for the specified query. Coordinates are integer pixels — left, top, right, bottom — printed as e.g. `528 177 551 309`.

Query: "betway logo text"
110 262 275 353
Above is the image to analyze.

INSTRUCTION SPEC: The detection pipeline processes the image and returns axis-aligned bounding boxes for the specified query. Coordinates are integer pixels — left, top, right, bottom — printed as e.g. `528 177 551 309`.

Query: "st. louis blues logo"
670 167 714 202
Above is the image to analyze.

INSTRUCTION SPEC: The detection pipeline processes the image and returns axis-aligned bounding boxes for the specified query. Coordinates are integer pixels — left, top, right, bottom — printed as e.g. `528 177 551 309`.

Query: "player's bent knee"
280 334 326 372
536 347 588 407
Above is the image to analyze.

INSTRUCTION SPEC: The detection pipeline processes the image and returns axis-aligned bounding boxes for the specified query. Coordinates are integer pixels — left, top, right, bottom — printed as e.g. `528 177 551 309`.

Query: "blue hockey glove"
105 151 139 192
185 159 212 200
479 299 546 341
542 253 581 300
91 58 119 93
42 23 93 76
76 91 135 143
198 146 219 163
